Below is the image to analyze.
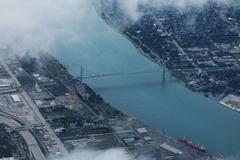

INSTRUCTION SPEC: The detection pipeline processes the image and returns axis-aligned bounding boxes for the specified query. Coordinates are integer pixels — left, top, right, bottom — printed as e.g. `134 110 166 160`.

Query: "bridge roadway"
0 113 46 160
79 66 239 80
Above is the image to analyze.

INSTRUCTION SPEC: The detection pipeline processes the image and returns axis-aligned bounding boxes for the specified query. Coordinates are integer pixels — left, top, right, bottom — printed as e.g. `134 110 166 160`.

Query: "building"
160 143 183 155
11 94 21 103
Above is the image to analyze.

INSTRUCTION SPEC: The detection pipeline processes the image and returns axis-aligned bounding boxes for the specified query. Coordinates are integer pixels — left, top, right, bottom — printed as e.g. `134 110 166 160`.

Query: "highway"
1 60 68 155
0 114 46 160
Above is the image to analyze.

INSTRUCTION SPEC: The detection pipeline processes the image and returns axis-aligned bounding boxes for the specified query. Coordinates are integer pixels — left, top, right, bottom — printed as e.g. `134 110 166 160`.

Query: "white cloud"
0 0 235 57
51 148 152 160
117 0 232 20
118 0 143 21
0 0 93 56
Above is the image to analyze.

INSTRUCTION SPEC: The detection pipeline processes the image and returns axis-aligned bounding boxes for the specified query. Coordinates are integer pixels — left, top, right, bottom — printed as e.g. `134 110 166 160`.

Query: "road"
0 114 46 160
1 60 68 155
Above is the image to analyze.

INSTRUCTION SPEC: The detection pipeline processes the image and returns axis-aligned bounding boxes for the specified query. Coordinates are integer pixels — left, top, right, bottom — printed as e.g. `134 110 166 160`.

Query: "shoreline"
28 54 218 159
92 3 233 115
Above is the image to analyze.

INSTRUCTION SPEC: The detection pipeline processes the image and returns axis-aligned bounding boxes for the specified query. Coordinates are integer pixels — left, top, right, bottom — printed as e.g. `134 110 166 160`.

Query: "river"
53 1 240 158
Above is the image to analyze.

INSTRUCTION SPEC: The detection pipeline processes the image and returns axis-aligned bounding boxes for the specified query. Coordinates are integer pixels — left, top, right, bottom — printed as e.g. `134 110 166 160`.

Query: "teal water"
53 2 240 157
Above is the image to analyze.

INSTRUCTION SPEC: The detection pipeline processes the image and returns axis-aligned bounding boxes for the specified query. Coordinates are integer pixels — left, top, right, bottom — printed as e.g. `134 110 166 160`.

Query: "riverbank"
21 54 219 160
52 1 240 156
94 1 240 113
92 1 225 102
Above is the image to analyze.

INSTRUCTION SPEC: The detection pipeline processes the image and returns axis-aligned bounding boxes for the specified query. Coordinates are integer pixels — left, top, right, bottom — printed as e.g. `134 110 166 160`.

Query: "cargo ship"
178 138 207 153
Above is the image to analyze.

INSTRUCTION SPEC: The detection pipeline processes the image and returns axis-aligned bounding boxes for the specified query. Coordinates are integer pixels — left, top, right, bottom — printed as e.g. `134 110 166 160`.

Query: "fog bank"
0 0 94 56
117 0 233 20
49 148 152 160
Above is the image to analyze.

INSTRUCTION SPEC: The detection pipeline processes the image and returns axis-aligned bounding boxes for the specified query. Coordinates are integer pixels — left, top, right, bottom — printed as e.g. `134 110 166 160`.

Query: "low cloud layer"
0 0 237 56
0 0 93 56
117 0 232 20
53 148 151 160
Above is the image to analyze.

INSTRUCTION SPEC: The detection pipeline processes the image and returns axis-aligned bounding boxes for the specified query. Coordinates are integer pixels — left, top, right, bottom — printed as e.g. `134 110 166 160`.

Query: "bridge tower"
162 64 166 82
80 66 83 84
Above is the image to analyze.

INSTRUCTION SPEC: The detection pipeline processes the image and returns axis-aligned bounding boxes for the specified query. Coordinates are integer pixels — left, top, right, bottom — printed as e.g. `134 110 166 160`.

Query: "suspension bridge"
73 66 238 83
